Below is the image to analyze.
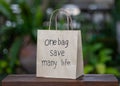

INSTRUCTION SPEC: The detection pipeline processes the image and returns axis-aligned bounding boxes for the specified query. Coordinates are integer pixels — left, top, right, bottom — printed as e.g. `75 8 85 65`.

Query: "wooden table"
2 74 118 86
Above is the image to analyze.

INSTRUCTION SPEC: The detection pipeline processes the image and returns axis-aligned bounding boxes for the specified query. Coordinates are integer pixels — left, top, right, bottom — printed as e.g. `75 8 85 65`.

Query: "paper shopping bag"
36 9 84 79
36 30 84 79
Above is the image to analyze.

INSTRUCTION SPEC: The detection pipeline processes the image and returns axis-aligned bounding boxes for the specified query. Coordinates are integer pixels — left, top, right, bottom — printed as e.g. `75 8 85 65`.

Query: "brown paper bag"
36 9 84 79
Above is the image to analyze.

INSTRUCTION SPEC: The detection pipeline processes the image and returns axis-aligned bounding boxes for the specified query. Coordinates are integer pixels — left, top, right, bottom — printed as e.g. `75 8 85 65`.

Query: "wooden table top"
2 74 119 86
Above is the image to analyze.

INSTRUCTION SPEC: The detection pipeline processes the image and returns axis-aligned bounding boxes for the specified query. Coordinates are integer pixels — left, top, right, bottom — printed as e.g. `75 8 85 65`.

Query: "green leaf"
9 37 22 68
99 49 112 63
96 63 106 74
6 67 12 74
106 67 120 76
0 0 16 21
91 43 102 52
84 65 94 74
19 1 33 33
99 49 112 56
0 60 8 68
89 55 98 65
33 6 43 27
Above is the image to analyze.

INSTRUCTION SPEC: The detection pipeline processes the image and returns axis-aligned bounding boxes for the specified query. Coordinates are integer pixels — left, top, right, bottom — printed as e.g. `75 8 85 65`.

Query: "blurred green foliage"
0 0 44 74
83 43 119 76
0 0 120 77
77 0 120 75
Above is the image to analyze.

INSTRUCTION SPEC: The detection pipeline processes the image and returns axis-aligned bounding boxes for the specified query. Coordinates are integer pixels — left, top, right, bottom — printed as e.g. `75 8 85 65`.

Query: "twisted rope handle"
48 9 73 30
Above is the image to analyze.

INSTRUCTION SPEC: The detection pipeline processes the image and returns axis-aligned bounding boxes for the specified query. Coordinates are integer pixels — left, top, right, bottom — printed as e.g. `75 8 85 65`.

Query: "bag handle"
55 12 70 30
48 9 73 30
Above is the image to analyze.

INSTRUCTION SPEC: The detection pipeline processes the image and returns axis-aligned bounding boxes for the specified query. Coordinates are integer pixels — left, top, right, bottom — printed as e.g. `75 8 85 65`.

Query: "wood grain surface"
2 74 118 86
